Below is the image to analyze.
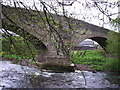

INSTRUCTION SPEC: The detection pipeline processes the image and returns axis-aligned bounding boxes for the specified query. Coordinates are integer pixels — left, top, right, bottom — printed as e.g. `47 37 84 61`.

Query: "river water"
0 60 120 89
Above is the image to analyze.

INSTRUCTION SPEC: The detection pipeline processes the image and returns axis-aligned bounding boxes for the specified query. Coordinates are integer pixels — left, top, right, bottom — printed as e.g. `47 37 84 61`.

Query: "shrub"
103 58 120 71
2 35 38 60
106 31 120 58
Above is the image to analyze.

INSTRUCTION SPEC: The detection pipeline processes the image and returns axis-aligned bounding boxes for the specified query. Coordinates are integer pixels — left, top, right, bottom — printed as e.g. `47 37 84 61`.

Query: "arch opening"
72 38 107 71
74 38 106 51
89 37 107 52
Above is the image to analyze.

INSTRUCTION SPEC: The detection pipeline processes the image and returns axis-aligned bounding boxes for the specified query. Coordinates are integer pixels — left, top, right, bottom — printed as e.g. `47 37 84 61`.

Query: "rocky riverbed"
0 60 120 89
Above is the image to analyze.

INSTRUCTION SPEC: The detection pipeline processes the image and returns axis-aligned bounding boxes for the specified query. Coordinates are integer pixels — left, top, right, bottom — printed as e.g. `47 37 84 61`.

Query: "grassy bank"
1 50 119 72
102 58 120 71
0 52 33 63
72 50 120 71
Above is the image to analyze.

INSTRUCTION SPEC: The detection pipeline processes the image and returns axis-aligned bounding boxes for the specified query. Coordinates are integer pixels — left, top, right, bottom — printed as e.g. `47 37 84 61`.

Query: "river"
0 60 120 89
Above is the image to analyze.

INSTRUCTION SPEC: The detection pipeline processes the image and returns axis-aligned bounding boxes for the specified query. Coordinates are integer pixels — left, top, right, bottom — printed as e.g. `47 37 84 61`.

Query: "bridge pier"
36 49 72 66
35 50 74 72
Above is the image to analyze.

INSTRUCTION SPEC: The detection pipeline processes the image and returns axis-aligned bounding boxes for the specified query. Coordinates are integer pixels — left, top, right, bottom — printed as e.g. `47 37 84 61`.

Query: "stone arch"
2 20 48 51
74 36 107 52
89 37 107 52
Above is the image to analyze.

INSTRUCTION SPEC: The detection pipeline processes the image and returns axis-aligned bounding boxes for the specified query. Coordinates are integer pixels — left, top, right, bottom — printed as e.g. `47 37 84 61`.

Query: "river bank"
0 57 98 73
1 57 119 73
1 49 120 72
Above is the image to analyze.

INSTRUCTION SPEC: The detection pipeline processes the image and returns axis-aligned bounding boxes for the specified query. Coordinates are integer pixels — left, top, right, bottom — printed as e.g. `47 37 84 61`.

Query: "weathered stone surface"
2 5 109 66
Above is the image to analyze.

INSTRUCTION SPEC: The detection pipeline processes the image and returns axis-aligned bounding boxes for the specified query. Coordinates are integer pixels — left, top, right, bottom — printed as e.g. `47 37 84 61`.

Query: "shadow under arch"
89 37 107 53
75 36 107 53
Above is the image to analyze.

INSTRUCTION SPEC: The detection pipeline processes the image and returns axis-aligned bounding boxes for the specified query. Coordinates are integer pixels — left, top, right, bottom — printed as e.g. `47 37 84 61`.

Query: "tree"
2 33 37 59
104 18 120 71
106 17 120 58
106 31 120 58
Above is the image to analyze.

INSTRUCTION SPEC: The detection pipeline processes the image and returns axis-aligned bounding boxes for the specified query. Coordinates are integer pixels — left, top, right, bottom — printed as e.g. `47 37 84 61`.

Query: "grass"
1 50 119 72
1 52 33 63
103 58 120 71
72 50 106 71
72 50 120 71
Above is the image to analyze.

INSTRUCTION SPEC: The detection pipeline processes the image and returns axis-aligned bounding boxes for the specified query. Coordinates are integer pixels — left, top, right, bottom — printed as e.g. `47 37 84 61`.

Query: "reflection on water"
0 61 120 89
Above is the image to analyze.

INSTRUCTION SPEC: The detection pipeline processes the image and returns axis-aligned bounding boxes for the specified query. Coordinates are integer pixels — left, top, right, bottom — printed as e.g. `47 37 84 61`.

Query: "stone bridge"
1 4 109 66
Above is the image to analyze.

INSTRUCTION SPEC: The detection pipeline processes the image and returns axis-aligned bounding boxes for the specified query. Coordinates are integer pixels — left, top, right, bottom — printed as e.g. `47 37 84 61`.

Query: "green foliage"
111 18 120 27
72 50 106 71
103 58 120 71
3 54 30 60
104 18 120 71
72 50 120 71
3 54 26 63
79 24 83 27
92 65 103 71
2 34 38 60
106 31 120 58
0 37 2 52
